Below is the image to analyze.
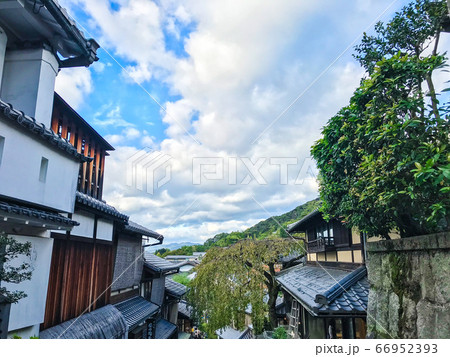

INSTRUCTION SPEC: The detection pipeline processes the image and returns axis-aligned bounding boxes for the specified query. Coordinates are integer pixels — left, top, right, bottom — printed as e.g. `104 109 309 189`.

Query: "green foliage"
0 233 32 303
161 198 319 257
172 272 191 287
188 238 301 336
154 248 169 257
312 0 449 238
273 326 288 339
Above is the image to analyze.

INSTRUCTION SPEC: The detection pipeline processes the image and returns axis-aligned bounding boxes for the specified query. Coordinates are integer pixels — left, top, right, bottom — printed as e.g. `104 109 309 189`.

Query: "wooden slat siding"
50 107 108 200
42 240 114 330
94 146 100 199
98 152 105 200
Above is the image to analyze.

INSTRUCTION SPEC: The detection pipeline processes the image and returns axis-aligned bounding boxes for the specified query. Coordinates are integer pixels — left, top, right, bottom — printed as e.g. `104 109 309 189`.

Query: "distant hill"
157 198 320 257
147 241 197 253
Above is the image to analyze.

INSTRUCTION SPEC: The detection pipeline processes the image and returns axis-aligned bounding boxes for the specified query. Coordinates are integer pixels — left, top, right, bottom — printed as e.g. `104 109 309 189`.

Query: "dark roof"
317 277 369 315
287 209 320 233
276 265 368 316
178 300 192 319
54 93 114 151
0 100 91 163
0 1 99 68
174 260 198 268
216 326 253 339
155 318 177 339
0 200 79 229
114 296 159 330
76 191 128 221
40 305 127 339
124 220 163 240
143 253 180 273
165 278 188 298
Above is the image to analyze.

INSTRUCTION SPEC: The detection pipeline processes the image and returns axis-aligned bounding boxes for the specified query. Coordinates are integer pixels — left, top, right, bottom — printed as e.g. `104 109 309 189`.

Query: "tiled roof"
0 100 91 163
276 265 368 316
155 318 177 339
318 277 369 314
165 278 188 298
124 220 163 240
216 326 253 339
114 296 159 330
287 209 320 233
0 201 79 228
40 305 127 339
76 191 128 221
178 300 192 319
143 253 180 273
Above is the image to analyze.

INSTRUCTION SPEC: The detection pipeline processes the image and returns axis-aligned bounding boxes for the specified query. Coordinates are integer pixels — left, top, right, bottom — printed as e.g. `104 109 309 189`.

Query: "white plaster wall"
70 212 95 238
0 121 79 213
0 26 7 89
0 48 58 127
96 218 114 241
2 234 54 333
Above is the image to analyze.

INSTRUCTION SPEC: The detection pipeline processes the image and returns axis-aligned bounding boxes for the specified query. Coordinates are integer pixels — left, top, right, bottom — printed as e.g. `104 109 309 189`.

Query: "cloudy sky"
55 0 418 244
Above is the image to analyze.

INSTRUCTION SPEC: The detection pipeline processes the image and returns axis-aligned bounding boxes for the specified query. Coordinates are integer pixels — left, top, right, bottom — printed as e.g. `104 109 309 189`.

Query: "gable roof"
0 100 91 163
39 304 126 339
216 326 253 339
276 265 368 316
165 278 188 298
287 209 320 233
114 296 159 330
143 253 180 273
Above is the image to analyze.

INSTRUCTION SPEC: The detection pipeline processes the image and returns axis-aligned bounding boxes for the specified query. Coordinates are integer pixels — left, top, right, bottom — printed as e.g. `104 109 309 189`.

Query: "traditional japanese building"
0 0 98 338
276 210 369 339
142 253 188 339
111 221 163 339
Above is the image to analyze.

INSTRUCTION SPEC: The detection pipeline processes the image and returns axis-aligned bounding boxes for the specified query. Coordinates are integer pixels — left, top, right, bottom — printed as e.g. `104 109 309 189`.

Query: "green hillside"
157 198 320 257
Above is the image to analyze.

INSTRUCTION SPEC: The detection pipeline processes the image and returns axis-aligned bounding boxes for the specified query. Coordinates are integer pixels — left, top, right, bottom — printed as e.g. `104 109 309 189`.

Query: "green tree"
188 238 302 336
312 0 449 238
0 233 32 303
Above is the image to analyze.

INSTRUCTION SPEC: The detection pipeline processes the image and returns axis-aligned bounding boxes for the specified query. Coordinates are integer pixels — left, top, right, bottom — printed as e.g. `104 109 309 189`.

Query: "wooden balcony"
307 237 335 253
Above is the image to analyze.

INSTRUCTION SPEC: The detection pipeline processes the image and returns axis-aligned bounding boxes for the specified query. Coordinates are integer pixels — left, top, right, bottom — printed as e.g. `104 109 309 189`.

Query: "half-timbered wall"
42 238 114 330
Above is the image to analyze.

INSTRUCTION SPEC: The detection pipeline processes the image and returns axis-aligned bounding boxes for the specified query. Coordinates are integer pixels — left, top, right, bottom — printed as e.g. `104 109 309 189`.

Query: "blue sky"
54 0 449 244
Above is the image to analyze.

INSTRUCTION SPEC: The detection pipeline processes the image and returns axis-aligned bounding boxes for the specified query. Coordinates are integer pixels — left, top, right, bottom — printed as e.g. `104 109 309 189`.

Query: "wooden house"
276 210 368 339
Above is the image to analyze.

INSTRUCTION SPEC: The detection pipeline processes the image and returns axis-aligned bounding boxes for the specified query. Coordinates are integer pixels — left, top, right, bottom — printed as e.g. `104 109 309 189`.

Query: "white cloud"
61 0 404 243
55 67 93 109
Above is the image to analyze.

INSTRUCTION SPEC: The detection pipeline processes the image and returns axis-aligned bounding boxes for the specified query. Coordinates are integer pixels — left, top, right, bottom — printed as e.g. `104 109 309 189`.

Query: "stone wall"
366 232 450 338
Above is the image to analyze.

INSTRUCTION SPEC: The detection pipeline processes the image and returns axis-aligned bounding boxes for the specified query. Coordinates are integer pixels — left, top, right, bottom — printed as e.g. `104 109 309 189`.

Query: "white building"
0 0 99 338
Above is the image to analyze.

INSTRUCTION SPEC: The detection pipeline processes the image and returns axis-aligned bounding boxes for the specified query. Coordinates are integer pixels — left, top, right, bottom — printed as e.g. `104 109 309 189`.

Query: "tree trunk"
266 263 278 330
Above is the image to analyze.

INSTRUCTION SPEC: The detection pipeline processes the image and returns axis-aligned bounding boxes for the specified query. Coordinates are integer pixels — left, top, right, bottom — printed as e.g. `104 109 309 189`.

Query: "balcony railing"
307 237 335 253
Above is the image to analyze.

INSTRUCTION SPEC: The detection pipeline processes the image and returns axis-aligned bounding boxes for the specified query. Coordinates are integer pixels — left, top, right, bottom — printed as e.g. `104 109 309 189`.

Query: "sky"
54 0 448 244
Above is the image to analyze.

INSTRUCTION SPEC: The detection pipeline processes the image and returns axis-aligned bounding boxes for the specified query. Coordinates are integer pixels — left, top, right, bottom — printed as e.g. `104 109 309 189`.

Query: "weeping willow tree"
188 238 302 336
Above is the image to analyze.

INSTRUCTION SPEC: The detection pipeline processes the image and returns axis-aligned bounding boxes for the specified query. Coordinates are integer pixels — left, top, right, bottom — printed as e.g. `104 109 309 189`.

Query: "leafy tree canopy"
188 238 302 336
312 0 449 238
0 233 32 303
